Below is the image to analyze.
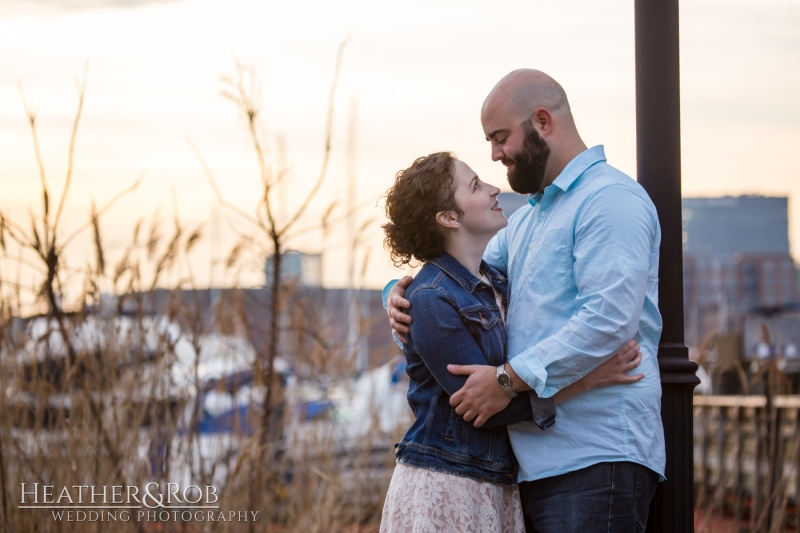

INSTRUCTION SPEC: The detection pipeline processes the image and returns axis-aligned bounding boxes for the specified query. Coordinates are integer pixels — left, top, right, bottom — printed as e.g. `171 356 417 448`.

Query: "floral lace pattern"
380 462 525 533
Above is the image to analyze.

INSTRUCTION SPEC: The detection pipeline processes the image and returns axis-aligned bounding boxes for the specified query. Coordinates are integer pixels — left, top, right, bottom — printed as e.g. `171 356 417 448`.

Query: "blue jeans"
518 461 658 533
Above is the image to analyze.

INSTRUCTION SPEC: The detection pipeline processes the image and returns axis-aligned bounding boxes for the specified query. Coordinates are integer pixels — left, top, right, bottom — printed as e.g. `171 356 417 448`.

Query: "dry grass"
0 48 404 533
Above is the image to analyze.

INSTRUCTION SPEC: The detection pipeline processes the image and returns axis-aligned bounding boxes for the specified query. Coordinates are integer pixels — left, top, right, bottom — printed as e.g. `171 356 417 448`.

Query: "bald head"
482 69 571 122
480 69 587 191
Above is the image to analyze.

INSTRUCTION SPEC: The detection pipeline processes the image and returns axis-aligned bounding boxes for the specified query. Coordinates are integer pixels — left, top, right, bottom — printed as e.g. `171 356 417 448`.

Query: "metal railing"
693 395 800 531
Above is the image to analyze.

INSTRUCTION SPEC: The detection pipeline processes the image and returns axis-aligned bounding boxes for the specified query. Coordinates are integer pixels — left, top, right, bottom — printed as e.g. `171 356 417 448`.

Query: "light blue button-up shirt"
484 145 666 482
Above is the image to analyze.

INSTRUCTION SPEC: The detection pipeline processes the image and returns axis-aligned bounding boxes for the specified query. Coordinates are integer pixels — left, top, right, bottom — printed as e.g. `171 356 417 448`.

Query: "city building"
265 251 322 288
682 196 797 347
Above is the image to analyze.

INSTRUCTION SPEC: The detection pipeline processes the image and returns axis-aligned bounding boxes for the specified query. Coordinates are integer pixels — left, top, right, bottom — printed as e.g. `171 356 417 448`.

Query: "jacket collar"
528 145 606 206
428 252 505 293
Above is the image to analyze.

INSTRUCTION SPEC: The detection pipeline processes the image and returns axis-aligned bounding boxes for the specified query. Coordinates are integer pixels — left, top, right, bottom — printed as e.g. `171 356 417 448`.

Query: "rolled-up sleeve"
508 185 659 397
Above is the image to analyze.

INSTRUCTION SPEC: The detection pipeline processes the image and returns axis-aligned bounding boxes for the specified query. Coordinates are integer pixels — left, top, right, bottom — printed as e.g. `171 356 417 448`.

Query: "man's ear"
436 210 460 230
532 107 553 135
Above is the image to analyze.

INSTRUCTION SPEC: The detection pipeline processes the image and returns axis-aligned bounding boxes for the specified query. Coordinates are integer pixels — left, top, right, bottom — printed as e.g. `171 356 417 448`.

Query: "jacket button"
480 317 489 326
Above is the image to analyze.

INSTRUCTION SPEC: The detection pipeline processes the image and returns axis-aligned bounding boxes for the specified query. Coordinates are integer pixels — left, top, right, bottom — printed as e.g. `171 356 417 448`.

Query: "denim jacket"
394 252 556 486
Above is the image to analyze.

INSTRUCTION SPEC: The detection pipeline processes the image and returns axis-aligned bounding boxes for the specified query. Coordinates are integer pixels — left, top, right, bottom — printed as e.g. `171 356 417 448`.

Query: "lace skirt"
379 462 525 533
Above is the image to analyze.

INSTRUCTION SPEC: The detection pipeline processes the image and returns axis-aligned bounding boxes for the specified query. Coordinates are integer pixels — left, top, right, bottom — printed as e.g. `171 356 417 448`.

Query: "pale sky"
1 0 798 297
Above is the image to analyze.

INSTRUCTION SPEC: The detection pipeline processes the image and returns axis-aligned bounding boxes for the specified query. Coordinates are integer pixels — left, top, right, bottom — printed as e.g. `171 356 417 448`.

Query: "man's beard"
504 121 551 195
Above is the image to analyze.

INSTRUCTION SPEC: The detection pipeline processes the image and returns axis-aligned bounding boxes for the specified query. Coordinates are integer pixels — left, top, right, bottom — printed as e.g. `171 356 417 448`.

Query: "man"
386 69 665 532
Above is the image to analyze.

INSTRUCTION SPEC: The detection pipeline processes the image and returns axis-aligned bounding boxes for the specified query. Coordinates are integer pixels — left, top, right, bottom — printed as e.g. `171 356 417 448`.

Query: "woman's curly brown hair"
383 151 462 267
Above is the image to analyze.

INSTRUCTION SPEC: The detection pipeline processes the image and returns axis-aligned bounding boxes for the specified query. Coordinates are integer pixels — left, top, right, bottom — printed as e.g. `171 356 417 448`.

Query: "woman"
379 152 643 533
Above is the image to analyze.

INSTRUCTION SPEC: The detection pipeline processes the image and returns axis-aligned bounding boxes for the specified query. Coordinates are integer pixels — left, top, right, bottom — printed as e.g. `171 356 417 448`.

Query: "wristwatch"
496 364 518 399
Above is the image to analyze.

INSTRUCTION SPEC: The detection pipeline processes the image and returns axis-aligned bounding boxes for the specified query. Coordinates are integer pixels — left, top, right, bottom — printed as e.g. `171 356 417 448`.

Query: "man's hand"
387 276 413 344
447 364 511 428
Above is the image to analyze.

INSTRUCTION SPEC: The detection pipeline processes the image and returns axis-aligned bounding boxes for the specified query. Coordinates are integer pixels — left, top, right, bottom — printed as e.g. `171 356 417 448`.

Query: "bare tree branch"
321 200 340 235
270 137 291 189
354 217 377 249
18 83 51 245
0 212 35 250
62 172 145 248
278 34 351 236
0 253 48 276
284 195 376 241
0 278 40 296
52 63 88 236
224 63 278 234
29 211 44 259
281 325 331 351
91 201 105 275
186 137 266 231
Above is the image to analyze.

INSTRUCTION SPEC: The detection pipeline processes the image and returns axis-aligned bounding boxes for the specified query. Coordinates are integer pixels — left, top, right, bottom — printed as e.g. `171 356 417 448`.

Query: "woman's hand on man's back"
387 276 414 343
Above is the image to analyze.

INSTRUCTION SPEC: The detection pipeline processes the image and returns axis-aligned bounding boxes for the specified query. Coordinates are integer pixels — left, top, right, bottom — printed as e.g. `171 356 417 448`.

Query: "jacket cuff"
527 391 556 431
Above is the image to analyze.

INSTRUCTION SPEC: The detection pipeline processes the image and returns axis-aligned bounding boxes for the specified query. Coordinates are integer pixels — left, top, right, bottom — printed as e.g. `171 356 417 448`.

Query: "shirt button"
541 211 547 217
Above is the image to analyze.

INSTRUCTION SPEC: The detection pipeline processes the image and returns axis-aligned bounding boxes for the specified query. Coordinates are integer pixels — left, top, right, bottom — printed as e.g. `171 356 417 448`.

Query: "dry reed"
0 47 406 533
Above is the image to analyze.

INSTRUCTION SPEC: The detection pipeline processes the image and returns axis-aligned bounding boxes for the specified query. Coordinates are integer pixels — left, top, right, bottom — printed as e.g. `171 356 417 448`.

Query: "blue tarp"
184 361 404 434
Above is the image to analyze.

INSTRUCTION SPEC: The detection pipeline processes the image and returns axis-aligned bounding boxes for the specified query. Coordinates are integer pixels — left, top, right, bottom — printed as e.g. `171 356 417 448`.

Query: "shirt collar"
528 145 607 206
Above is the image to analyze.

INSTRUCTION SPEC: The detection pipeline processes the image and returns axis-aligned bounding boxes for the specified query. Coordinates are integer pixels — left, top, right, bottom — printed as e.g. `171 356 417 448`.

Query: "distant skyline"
1 0 798 292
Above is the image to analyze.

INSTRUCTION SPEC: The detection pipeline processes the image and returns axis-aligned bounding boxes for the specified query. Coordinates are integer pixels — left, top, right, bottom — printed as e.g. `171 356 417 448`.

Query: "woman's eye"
473 181 480 190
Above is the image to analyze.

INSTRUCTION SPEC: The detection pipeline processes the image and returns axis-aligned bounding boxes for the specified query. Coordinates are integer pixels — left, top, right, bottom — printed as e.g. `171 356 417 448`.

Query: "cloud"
0 0 182 18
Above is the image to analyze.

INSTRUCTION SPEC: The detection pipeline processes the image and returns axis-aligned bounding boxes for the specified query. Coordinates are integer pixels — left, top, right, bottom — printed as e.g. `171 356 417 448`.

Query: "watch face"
497 373 511 387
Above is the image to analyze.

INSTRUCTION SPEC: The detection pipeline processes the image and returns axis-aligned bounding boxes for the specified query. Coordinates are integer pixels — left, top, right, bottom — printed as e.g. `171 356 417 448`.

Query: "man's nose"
490 143 503 162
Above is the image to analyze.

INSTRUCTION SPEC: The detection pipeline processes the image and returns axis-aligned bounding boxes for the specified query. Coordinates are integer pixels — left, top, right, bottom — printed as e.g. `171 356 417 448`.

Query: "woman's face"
450 159 508 236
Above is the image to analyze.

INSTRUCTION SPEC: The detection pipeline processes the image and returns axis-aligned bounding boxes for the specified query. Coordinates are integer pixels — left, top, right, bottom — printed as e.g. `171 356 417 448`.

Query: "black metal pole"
634 1 700 532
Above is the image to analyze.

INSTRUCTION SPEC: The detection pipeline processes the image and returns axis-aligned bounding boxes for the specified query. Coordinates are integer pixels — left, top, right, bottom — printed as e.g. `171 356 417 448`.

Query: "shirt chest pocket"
461 309 506 366
530 228 569 295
